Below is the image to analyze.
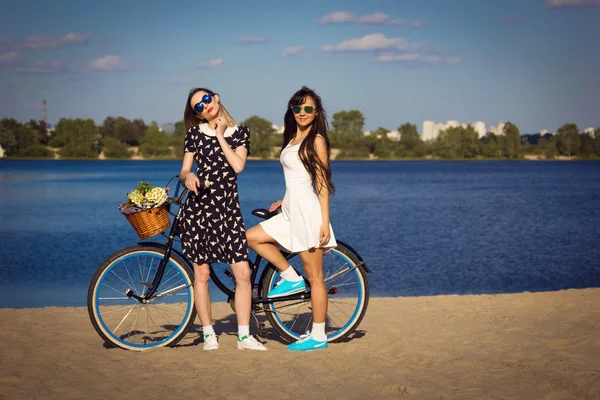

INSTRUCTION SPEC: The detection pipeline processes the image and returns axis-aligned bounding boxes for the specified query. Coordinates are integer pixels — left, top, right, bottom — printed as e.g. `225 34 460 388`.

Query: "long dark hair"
183 87 236 131
282 86 335 196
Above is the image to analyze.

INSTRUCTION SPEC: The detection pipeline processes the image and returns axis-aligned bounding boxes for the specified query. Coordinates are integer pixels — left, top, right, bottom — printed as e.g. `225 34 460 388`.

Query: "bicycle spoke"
125 306 144 343
110 270 136 293
101 282 130 297
98 304 141 315
113 304 138 333
329 299 352 321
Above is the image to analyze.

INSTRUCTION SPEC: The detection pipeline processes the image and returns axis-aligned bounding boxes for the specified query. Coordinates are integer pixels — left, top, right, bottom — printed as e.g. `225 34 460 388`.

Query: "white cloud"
376 53 461 65
377 53 420 62
316 11 419 26
281 46 305 56
318 11 355 24
89 55 126 71
237 36 265 44
445 56 462 64
546 0 600 7
196 58 224 68
322 33 408 52
0 33 90 51
358 12 390 24
0 36 14 47
21 33 90 49
0 52 73 73
0 51 18 63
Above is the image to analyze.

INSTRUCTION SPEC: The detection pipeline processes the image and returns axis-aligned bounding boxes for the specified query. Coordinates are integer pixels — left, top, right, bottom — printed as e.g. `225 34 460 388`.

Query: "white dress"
260 138 337 253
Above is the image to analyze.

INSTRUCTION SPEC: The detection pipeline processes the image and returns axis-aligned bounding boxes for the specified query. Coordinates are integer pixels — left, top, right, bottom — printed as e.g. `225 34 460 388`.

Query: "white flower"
127 190 146 207
145 187 168 207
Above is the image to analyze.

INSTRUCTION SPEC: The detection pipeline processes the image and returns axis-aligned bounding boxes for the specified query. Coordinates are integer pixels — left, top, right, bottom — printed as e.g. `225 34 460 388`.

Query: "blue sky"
1 0 599 133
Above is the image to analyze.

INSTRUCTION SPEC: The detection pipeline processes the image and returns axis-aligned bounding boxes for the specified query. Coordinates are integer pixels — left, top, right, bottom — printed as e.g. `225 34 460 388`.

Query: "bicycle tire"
261 243 369 343
87 245 196 351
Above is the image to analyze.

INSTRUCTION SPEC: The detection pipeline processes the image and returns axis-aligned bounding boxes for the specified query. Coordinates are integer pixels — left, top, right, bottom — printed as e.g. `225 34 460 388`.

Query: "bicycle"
87 177 371 351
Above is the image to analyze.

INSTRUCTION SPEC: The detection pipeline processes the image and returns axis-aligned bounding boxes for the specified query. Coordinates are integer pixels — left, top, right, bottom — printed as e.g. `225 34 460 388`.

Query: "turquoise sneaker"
267 277 306 298
288 333 328 351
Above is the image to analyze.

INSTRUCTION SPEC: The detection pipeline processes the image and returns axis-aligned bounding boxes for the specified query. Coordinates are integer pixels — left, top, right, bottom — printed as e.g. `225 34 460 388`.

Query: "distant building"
539 129 552 136
489 122 506 136
272 124 284 134
422 121 436 141
422 120 488 140
386 130 400 141
584 127 595 137
472 121 486 138
0 145 4 159
161 123 175 134
447 120 459 129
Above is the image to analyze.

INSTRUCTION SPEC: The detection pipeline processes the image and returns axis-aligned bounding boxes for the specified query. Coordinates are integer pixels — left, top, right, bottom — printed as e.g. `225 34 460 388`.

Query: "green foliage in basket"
126 181 168 209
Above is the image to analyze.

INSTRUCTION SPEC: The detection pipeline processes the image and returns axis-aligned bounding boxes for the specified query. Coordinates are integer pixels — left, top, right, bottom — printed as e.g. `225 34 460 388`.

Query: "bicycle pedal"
258 322 267 338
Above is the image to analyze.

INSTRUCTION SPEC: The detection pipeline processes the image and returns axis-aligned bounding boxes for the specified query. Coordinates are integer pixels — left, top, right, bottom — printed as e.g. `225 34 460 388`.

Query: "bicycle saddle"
251 207 282 220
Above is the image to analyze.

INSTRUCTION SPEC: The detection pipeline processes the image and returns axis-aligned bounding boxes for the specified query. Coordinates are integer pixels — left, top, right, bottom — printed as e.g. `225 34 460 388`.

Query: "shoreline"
2 288 598 399
1 155 591 162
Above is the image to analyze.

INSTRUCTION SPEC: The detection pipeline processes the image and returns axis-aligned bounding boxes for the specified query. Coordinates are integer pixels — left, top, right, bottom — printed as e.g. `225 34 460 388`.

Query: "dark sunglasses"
291 105 315 114
194 93 215 113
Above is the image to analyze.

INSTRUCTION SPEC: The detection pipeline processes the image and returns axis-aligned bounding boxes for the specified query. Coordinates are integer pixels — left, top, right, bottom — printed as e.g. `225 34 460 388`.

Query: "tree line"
1 111 599 160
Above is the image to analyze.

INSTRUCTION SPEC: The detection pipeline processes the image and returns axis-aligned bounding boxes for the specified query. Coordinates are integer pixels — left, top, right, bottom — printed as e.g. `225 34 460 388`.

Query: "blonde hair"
184 88 237 131
219 103 237 128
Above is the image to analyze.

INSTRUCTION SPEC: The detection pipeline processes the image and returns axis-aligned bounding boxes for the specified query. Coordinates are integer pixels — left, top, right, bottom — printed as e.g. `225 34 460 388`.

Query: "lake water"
1 160 599 308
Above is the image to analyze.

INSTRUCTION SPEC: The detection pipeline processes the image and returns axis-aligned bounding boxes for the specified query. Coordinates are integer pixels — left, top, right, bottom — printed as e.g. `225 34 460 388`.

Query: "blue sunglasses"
194 93 215 114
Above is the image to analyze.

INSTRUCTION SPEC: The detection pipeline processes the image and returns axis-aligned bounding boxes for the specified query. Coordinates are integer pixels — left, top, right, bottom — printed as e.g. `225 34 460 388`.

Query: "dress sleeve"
234 125 251 156
184 127 197 153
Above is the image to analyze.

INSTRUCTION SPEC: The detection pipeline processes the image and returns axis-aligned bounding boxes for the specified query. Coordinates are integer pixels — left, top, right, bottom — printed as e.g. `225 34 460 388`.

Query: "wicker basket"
122 204 171 240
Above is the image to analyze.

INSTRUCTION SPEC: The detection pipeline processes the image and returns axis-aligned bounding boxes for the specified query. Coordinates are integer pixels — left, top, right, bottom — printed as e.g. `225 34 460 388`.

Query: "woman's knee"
246 226 257 243
304 266 324 284
231 262 251 284
194 263 210 283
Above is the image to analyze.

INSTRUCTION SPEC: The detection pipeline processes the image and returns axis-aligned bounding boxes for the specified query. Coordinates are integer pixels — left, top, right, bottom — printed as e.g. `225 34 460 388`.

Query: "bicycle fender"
135 241 193 269
336 240 372 273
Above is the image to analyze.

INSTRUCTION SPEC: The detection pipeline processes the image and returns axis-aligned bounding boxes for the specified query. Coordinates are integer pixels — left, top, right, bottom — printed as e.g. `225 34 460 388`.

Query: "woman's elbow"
233 163 246 174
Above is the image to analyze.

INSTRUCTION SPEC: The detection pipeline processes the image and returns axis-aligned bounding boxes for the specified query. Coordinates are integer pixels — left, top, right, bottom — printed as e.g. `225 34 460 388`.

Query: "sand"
1 288 599 400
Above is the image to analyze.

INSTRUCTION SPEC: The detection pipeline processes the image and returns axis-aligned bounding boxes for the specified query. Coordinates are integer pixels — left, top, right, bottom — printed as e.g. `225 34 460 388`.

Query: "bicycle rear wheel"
87 245 196 351
262 244 369 343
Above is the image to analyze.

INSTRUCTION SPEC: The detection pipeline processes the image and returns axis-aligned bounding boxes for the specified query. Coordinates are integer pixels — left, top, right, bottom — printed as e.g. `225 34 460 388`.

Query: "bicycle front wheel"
87 245 196 351
262 244 369 343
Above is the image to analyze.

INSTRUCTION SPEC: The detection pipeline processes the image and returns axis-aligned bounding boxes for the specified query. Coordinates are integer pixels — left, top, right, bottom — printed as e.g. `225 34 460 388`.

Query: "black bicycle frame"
142 194 188 300
138 182 309 306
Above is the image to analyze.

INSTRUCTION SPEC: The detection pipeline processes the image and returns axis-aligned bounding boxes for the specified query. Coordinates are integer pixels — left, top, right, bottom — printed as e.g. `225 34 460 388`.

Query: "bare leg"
230 261 251 326
193 263 212 327
299 248 327 323
246 225 289 272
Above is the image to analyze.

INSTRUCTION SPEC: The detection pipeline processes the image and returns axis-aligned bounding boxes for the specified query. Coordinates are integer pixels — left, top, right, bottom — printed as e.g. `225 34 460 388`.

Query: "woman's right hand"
185 172 200 195
269 200 283 212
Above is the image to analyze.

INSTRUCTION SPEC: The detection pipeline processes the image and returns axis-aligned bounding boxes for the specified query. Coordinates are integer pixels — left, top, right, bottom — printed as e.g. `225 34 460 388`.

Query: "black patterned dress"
181 123 251 265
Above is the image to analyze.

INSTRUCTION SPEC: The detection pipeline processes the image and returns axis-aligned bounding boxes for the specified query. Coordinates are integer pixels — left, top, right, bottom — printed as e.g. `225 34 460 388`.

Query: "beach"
1 288 599 399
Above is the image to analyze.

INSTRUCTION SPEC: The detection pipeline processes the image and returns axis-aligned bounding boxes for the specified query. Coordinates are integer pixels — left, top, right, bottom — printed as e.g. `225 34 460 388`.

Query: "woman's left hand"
215 115 227 139
319 224 331 245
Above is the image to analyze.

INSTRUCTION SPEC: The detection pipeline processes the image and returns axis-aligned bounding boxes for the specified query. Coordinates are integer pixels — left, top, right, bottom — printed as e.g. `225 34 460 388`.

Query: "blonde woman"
179 88 266 351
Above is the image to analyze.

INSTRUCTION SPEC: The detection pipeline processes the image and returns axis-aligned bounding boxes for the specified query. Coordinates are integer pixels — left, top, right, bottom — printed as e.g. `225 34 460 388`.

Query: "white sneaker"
203 333 219 351
237 335 267 351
